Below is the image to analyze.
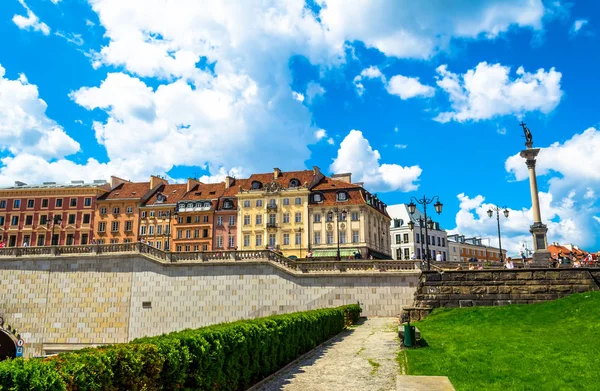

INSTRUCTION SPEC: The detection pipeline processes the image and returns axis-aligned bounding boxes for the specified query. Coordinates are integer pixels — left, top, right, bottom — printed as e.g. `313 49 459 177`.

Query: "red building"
0 181 109 247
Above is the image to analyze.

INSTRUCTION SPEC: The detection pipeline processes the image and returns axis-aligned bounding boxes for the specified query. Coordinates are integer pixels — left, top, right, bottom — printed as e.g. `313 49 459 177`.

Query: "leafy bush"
0 304 361 391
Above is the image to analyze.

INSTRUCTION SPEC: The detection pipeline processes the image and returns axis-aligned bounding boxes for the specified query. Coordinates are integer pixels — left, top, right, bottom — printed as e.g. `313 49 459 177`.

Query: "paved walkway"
253 318 455 391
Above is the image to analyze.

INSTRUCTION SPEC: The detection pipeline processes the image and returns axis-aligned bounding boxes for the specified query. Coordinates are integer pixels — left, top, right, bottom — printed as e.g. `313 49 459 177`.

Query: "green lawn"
400 292 600 391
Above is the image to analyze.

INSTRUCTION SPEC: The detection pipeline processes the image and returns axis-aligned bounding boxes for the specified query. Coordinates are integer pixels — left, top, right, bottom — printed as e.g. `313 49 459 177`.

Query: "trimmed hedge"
0 304 361 391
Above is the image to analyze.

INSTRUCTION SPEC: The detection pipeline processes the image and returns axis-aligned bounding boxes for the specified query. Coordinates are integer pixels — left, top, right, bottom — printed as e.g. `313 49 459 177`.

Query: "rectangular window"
38 199 47 208
295 232 302 245
243 234 250 247
193 245 199 252
185 229 191 239
352 231 359 243
202 228 209 238
66 234 74 246
295 212 302 223
11 216 19 226
395 234 401 244
340 231 346 244
195 216 200 223
403 233 409 243
111 221 119 232
25 215 33 226
177 230 182 239
217 235 223 248
14 199 21 208
70 198 77 207
437 237 441 246
0 200 5 208
268 233 276 246
37 234 45 246
194 229 199 238
141 211 147 218
217 216 223 226
314 231 321 244
229 216 235 226
269 214 276 224
125 221 133 232
140 226 147 235
416 233 420 243
396 248 402 260
22 235 30 246
111 239 120 244
55 198 63 207
283 198 289 206
98 221 106 232
283 233 290 245
314 213 321 223
283 213 290 223
244 215 250 225
186 216 192 224
228 235 235 248
326 232 334 244
176 245 182 252
243 200 250 208
113 207 120 214
203 215 209 223
148 225 155 235
351 211 359 221
256 215 262 225
339 212 347 221
255 234 262 247
126 206 133 214
83 214 90 224
84 198 92 207
0 216 4 225
202 244 208 251
68 214 76 224
27 199 34 208
150 211 155 217
326 213 333 222
295 197 302 205
156 241 162 250
256 200 263 207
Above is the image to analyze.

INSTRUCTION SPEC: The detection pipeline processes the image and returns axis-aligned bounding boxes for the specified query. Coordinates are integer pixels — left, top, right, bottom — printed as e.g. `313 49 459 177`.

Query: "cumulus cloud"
571 19 588 34
435 62 563 122
330 130 421 192
354 66 434 99
305 82 326 103
0 65 80 160
314 128 327 141
327 137 335 145
12 0 50 35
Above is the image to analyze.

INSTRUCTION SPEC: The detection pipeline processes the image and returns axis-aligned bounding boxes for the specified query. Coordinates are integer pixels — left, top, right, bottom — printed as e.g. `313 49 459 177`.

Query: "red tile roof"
98 182 151 201
245 169 317 189
548 244 588 259
144 184 188 205
180 182 225 201
312 177 362 191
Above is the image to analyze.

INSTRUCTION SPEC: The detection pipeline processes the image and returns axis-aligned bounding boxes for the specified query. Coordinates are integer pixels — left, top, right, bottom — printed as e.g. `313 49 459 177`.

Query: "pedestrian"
23 241 29 247
504 257 514 269
410 252 416 260
436 251 443 262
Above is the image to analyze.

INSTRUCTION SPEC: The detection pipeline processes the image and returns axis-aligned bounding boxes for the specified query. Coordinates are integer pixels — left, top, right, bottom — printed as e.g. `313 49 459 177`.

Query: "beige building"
237 168 322 258
308 173 391 259
447 234 507 263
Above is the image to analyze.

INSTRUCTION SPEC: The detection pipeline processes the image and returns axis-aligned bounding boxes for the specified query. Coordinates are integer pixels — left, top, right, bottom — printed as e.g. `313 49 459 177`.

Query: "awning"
312 248 359 257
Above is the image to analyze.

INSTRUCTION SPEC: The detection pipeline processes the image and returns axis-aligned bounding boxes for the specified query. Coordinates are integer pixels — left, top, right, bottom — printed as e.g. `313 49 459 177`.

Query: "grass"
402 292 600 391
368 358 381 375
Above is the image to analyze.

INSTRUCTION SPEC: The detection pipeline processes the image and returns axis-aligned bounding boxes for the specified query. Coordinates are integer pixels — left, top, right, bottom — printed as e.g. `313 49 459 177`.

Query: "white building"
388 204 448 261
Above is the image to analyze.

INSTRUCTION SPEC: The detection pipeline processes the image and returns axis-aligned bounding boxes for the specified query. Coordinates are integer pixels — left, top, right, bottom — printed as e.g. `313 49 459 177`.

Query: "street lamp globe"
407 220 415 231
427 219 434 230
487 209 493 218
503 209 510 218
408 201 416 215
434 200 443 214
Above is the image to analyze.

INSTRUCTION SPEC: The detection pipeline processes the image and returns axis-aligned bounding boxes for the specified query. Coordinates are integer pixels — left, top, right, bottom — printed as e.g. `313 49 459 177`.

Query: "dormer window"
204 202 211 208
251 181 262 190
223 199 233 209
336 191 349 202
289 178 300 188
312 193 323 202
187 203 193 209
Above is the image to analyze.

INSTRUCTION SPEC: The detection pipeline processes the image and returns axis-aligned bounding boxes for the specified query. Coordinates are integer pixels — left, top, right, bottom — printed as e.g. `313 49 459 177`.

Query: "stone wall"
0 254 419 357
413 269 600 311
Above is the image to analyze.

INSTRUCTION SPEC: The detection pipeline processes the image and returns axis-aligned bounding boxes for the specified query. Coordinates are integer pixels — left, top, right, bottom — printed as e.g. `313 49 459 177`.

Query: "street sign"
17 339 24 347
16 347 23 357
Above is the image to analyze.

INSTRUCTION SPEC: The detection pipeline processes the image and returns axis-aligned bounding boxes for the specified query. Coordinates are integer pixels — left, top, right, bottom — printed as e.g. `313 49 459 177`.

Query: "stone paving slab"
396 376 456 391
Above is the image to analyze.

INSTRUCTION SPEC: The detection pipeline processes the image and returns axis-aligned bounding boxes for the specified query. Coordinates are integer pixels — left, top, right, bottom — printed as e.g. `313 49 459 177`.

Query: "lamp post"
296 227 304 259
327 208 347 261
407 196 443 271
487 206 509 262
407 217 426 261
51 214 62 246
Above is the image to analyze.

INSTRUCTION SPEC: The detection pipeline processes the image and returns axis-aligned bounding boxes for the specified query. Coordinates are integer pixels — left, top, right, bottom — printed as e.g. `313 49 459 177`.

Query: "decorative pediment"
264 181 283 193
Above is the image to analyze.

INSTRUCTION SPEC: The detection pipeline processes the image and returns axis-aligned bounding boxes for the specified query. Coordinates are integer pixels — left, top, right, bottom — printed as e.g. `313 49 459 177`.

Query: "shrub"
0 304 361 391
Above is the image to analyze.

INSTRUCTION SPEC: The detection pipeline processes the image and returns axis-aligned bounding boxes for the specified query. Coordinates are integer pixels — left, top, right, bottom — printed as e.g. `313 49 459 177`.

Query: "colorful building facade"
0 180 108 247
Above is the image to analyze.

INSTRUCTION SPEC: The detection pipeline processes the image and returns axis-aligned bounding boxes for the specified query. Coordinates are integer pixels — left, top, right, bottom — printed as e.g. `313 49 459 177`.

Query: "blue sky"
1 0 599 253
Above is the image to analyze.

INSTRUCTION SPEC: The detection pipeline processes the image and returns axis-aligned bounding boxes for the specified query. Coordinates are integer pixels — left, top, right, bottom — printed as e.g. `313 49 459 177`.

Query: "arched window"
289 178 300 187
336 191 349 201
251 181 262 189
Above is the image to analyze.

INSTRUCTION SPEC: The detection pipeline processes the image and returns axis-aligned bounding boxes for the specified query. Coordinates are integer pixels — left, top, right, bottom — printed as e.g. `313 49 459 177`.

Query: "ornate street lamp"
328 208 347 261
407 195 442 271
487 205 509 262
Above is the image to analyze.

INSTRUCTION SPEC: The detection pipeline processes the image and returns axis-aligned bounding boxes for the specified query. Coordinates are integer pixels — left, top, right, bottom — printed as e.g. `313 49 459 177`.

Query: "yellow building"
237 168 323 258
94 176 165 244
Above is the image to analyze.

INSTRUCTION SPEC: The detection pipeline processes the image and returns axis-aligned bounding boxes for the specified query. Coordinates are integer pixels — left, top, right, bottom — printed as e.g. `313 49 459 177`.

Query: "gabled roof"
144 184 188 206
98 182 151 201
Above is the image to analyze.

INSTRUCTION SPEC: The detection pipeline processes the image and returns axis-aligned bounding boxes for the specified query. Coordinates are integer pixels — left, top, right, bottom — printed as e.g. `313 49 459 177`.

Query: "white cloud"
0 65 80 160
497 126 507 135
305 82 326 103
12 0 50 35
327 137 335 145
394 144 407 149
55 31 84 46
50 0 61 4
571 19 588 34
314 128 327 140
594 216 600 224
292 91 305 102
435 62 563 123
354 66 434 99
394 126 399 132
330 130 421 192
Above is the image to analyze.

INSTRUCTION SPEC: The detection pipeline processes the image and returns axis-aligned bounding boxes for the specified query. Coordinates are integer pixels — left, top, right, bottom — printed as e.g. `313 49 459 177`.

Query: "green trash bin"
404 324 416 347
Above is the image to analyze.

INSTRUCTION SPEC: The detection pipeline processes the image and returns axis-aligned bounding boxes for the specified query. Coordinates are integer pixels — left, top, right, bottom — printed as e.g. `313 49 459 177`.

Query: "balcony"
266 204 277 211
266 222 278 229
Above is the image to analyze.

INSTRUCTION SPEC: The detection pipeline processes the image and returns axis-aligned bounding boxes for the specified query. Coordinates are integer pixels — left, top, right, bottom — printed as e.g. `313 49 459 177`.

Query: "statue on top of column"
520 121 533 147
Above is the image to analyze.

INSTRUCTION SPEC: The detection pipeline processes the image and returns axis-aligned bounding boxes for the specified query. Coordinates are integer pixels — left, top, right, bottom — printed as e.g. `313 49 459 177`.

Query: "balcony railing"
266 222 278 229
266 204 277 211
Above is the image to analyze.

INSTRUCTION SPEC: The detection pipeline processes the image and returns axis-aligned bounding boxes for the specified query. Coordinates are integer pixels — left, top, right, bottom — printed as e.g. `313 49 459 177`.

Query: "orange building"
172 181 225 252
214 177 248 251
94 176 163 244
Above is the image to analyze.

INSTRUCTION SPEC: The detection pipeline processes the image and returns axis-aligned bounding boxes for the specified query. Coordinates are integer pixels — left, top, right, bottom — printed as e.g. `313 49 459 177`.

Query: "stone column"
520 148 550 264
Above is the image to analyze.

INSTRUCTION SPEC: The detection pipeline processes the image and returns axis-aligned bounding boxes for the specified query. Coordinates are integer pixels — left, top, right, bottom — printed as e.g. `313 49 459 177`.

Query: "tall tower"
519 122 550 265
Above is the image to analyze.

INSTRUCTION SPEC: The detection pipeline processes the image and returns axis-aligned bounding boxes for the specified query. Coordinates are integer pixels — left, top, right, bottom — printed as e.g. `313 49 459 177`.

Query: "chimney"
150 175 168 189
331 173 352 183
187 178 203 192
313 166 320 175
225 176 234 189
110 176 130 188
274 168 282 179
